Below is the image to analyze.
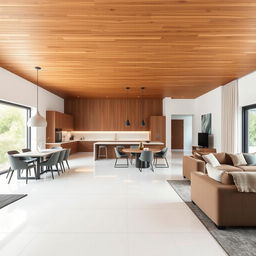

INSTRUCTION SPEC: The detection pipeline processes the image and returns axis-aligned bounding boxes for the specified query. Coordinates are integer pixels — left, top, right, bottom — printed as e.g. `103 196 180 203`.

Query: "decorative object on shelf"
138 141 144 150
201 113 211 134
27 66 47 127
140 87 145 126
125 87 131 126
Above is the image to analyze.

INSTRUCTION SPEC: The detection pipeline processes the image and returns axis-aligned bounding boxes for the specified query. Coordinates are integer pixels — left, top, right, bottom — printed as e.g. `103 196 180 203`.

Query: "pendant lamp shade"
27 67 47 127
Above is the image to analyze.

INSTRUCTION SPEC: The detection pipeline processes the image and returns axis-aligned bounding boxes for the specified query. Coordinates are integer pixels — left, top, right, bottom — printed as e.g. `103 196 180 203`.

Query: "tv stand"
192 146 216 154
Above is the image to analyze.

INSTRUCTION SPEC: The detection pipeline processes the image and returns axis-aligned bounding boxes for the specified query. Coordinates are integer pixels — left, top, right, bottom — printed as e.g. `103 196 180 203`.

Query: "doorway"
171 120 184 149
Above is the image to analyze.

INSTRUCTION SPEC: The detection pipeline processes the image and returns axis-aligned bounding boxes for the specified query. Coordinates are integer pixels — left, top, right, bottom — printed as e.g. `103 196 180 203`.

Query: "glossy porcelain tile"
0 151 227 256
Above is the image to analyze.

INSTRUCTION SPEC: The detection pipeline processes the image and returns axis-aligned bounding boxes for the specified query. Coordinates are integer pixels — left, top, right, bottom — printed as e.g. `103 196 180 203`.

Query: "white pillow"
202 153 221 167
229 153 247 166
206 164 224 182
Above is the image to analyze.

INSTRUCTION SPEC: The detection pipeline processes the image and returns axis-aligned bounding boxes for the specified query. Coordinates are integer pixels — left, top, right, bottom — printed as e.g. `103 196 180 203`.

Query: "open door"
171 120 184 149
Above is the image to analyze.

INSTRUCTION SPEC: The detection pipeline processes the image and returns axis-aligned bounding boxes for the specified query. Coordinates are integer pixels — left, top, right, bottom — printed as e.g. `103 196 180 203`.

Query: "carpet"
167 180 256 256
0 194 27 209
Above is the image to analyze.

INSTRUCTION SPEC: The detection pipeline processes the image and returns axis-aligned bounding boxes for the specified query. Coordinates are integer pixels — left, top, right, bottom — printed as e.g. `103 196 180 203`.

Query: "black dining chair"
114 146 129 168
7 154 36 184
138 151 154 172
153 147 169 168
38 151 61 179
57 149 67 172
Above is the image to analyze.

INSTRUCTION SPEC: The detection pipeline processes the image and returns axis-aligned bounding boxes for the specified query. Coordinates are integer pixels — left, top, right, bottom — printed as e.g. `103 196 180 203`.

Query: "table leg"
36 157 41 179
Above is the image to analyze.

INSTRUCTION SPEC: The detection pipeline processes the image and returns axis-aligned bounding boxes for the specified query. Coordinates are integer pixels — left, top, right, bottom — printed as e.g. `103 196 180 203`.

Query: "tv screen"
198 133 208 148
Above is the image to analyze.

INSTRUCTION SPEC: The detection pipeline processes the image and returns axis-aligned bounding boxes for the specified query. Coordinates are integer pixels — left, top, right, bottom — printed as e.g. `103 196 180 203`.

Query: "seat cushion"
238 166 256 172
217 164 243 172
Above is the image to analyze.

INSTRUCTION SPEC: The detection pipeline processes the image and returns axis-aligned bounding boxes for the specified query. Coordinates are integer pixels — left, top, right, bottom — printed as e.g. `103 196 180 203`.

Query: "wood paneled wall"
65 98 162 131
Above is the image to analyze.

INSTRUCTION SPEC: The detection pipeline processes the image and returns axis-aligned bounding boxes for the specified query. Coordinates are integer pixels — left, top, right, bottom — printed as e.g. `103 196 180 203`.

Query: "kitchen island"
93 141 164 160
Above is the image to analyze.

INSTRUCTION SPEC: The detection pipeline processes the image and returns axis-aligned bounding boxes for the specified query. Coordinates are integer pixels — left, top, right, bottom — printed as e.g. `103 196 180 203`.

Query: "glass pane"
248 108 256 153
0 103 28 171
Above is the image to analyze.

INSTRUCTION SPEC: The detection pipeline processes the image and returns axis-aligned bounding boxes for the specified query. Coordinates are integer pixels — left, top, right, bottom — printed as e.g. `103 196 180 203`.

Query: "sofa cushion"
217 164 243 172
243 153 256 166
221 172 235 185
193 152 206 162
229 153 247 166
205 164 223 182
202 153 221 167
238 166 256 172
213 152 232 165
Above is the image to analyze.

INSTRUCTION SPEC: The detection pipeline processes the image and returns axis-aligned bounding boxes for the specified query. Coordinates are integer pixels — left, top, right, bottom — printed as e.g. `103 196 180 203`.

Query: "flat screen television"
198 133 208 148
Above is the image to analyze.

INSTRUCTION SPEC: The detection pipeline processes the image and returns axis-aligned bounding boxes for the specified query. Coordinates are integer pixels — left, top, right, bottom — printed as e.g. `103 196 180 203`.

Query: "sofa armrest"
182 156 205 180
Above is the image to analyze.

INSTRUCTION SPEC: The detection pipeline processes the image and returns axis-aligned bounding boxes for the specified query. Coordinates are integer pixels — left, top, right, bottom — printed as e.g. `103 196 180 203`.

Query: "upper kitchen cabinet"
46 111 74 143
150 116 166 144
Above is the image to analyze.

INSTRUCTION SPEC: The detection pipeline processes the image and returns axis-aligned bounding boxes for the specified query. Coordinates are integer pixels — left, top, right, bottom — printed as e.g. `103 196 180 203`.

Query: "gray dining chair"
154 147 169 168
39 151 61 179
7 154 36 184
63 148 71 169
139 151 154 172
22 148 37 165
129 145 138 164
6 150 19 179
114 146 129 168
58 149 67 172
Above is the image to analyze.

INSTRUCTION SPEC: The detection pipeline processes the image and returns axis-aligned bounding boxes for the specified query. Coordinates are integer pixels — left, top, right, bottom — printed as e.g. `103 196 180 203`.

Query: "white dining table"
13 148 64 179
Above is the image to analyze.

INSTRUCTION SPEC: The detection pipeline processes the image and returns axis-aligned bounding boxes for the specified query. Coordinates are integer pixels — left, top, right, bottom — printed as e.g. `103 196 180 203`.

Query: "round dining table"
122 148 161 168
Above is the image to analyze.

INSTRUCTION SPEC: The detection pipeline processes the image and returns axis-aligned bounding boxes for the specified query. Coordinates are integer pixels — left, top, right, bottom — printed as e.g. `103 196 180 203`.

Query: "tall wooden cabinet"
150 116 166 144
46 111 74 143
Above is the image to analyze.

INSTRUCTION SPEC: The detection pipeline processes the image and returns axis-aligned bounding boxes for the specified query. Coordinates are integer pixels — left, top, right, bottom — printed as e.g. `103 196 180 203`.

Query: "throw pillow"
202 153 221 167
193 152 205 161
229 153 247 166
206 163 224 182
243 153 256 166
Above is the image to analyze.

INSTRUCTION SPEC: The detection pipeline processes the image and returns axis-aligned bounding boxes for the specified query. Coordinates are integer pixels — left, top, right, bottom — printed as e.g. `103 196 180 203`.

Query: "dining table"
13 148 64 179
121 148 161 168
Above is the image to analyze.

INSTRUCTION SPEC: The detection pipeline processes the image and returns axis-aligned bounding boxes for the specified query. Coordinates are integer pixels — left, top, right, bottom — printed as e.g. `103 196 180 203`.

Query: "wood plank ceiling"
1 0 256 98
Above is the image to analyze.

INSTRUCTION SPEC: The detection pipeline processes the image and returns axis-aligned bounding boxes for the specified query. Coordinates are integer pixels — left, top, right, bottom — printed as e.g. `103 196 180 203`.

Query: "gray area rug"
167 180 256 256
0 194 27 209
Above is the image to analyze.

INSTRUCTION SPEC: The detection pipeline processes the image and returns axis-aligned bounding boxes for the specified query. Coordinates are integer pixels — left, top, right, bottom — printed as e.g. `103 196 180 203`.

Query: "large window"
242 104 256 153
0 101 31 171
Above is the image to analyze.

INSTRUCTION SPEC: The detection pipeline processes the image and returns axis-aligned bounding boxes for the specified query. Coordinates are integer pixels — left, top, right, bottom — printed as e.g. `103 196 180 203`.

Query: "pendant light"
27 67 47 127
125 87 131 126
140 87 145 126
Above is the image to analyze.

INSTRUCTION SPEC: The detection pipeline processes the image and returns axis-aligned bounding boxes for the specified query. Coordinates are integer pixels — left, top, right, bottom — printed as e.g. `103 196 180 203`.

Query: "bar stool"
98 145 108 159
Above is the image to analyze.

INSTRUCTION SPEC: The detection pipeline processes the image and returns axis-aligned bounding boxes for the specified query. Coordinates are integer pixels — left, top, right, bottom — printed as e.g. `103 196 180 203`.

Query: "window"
0 101 31 171
242 104 256 153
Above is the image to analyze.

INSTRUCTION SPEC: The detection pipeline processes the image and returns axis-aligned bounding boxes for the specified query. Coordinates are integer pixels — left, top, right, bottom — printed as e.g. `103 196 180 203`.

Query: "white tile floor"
0 151 227 256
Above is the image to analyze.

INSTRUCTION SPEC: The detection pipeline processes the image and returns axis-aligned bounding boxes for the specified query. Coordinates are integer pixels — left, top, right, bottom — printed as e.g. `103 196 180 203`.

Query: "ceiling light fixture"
125 87 131 126
140 87 145 126
27 67 47 127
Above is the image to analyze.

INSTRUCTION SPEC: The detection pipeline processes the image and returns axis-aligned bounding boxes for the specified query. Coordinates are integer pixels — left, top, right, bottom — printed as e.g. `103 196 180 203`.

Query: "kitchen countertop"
94 141 164 145
46 140 78 145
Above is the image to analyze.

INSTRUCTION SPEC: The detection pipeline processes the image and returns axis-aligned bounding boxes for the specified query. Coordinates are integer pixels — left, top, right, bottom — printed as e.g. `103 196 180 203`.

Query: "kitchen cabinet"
150 116 166 144
46 111 74 143
78 141 95 152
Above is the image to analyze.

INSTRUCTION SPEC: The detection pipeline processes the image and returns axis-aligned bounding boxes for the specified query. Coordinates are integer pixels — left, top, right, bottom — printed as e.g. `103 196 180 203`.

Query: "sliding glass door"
242 104 256 153
0 101 31 172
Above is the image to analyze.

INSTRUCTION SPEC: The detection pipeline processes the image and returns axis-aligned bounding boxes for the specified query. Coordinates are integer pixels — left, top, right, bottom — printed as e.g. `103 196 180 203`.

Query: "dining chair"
39 151 61 179
154 147 169 168
7 154 36 184
6 150 19 179
21 148 37 165
114 146 129 168
63 148 71 169
129 145 138 164
139 151 154 172
58 149 67 172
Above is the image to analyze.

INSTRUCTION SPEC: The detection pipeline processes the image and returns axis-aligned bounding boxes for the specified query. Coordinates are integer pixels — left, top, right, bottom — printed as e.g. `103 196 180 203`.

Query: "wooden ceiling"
1 0 256 98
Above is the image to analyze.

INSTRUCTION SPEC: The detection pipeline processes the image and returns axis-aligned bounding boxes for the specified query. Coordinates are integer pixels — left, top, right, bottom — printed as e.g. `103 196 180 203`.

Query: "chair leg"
6 167 11 179
26 169 28 184
126 157 129 167
56 165 60 176
165 157 169 168
62 162 66 172
59 163 64 173
150 162 154 172
66 160 70 169
34 167 37 177
50 166 54 179
8 169 15 184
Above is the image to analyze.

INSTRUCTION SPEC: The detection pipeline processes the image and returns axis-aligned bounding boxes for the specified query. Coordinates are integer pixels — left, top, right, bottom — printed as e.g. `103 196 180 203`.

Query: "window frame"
242 103 256 153
0 100 31 149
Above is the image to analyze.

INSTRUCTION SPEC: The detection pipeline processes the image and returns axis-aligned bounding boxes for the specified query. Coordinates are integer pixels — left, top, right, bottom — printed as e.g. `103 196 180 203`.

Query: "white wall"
0 68 64 149
194 87 222 152
171 115 193 150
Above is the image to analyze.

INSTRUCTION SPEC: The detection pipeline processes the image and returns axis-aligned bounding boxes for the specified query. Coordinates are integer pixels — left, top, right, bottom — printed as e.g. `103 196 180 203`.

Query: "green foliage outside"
0 104 26 170
248 110 256 147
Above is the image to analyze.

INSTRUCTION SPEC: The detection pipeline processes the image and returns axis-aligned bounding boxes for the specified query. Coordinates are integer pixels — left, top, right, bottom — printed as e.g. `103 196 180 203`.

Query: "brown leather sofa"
191 172 256 227
183 152 256 180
